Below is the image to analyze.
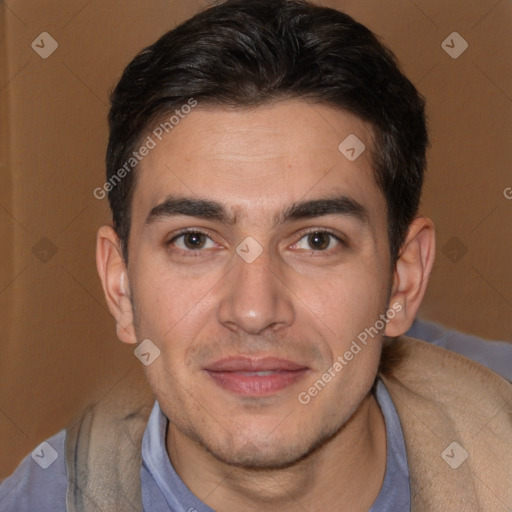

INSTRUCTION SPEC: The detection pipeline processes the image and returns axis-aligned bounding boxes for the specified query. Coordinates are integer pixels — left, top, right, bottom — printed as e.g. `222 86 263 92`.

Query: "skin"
97 99 435 511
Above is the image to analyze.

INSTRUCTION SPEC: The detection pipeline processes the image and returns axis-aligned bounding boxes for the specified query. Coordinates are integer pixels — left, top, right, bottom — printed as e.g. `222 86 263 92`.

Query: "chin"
199 419 343 470
207 441 310 470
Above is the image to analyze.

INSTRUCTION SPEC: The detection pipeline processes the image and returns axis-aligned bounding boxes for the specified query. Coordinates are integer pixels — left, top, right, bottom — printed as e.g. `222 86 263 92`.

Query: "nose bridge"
217 245 294 334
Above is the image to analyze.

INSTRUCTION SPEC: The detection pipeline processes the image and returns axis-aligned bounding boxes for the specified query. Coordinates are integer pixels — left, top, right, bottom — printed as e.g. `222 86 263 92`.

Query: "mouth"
204 357 310 396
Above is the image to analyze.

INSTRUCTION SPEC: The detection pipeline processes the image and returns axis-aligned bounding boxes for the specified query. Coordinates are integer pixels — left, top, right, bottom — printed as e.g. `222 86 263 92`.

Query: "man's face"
127 99 392 468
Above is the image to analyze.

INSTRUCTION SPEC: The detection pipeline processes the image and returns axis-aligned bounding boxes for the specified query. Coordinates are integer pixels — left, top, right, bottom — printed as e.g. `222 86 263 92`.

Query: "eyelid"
166 227 219 247
291 228 347 251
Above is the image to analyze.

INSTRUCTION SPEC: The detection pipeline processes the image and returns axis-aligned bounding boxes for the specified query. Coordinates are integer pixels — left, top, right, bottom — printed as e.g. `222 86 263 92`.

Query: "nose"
217 247 295 335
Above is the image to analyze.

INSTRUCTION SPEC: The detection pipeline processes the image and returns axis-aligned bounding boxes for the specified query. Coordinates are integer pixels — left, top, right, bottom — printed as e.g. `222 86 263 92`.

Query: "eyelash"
166 228 347 256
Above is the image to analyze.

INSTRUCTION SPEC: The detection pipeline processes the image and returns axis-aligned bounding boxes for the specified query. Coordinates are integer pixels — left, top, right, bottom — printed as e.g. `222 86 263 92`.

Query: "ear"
384 217 436 337
96 225 138 344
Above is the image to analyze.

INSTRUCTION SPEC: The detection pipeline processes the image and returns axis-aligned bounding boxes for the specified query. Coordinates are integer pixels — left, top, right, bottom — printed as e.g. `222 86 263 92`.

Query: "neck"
166 391 387 512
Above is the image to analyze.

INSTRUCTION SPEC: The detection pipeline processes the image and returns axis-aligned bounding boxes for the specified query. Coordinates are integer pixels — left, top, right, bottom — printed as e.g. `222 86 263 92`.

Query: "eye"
293 231 344 252
168 230 218 251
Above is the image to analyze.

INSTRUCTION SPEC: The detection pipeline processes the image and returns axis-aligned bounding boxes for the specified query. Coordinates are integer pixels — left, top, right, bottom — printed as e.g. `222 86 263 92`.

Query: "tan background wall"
0 0 510 478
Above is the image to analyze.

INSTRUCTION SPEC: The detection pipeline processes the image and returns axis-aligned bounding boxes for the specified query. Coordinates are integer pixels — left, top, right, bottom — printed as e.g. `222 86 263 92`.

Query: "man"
1 0 511 510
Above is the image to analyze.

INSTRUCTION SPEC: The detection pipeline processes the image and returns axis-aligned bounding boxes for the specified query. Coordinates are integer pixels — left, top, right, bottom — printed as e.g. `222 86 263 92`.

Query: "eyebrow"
145 194 369 227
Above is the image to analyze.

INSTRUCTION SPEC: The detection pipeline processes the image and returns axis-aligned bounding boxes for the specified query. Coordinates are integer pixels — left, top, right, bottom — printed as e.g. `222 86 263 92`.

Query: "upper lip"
204 356 308 372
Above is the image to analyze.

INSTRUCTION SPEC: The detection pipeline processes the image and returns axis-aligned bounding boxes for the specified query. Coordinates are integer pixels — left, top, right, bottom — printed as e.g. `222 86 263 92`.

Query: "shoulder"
406 318 512 381
381 334 512 416
65 366 153 511
0 429 68 512
380 336 512 508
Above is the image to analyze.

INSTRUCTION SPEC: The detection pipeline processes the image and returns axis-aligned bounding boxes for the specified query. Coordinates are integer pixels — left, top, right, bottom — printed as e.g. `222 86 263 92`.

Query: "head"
97 0 435 470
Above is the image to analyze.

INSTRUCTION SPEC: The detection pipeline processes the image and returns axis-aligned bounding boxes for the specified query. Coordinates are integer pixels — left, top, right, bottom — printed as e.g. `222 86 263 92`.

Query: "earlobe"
384 217 436 337
96 226 138 345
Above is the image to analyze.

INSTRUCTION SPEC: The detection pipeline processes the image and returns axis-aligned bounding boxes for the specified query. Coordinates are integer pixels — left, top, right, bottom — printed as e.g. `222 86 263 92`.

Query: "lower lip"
205 369 308 396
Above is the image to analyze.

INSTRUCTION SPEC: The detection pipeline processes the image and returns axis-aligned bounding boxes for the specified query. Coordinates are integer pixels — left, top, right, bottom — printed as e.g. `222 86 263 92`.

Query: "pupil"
309 232 328 250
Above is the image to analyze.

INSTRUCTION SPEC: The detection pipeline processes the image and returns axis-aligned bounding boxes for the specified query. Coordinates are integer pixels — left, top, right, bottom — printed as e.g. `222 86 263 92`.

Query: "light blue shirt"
1 319 511 511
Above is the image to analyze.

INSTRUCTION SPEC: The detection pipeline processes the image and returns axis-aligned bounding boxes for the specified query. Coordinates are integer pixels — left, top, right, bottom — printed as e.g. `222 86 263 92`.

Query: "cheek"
291 258 388 341
131 257 222 341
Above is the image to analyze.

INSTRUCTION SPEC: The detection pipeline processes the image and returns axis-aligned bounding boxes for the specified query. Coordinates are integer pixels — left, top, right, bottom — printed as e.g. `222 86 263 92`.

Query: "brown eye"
182 232 207 249
307 232 331 250
168 231 217 251
294 231 342 252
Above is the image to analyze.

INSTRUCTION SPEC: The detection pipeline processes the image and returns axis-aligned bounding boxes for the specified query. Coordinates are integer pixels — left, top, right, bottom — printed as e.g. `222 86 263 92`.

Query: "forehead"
132 99 386 230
